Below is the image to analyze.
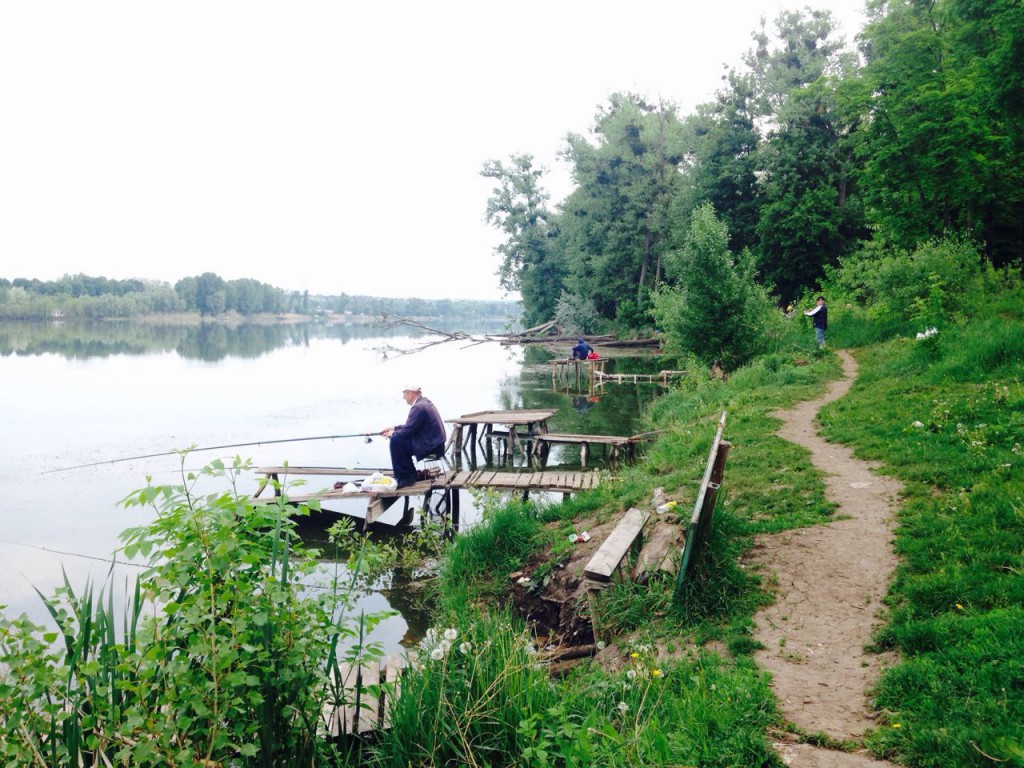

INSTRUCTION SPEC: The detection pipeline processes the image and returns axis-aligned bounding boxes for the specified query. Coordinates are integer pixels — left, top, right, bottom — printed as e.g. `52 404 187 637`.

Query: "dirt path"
750 350 902 768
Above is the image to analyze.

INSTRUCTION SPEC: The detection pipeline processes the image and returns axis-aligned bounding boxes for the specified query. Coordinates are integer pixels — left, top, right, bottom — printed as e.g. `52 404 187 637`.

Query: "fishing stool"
416 449 451 478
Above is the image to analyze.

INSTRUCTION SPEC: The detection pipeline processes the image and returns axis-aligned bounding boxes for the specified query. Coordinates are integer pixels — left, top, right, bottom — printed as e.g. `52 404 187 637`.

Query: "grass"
425 282 1024 767
818 308 1024 767
5 277 1021 766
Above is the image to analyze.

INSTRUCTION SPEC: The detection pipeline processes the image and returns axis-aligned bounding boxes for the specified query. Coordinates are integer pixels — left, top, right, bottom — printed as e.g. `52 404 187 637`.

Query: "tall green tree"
481 154 561 326
557 93 686 327
679 71 762 256
748 9 865 301
852 0 1024 266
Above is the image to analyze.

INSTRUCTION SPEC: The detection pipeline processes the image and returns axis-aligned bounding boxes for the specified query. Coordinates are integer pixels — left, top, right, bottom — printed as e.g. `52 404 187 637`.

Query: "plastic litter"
361 472 398 492
656 501 678 514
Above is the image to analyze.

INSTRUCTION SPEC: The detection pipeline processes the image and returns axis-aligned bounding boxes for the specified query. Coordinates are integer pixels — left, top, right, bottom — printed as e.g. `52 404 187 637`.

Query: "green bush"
0 460 394 767
654 204 776 370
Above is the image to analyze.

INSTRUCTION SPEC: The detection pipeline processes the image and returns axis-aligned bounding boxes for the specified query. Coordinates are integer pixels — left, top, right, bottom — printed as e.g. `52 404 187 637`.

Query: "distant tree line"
483 0 1023 331
0 272 517 323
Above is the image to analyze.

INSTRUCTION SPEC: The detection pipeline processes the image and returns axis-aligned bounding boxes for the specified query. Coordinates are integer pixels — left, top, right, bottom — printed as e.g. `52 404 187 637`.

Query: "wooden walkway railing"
675 411 730 595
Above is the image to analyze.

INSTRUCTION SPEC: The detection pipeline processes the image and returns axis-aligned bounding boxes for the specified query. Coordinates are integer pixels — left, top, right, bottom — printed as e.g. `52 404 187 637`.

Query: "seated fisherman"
570 338 594 360
380 385 447 489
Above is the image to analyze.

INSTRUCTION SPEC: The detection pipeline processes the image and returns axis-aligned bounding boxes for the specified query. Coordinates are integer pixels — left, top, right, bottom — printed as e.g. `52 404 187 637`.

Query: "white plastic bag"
361 472 397 492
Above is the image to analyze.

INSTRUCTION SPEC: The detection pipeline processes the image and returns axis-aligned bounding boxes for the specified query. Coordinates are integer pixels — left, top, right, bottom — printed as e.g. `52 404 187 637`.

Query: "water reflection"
0 318 512 362
0 319 667 652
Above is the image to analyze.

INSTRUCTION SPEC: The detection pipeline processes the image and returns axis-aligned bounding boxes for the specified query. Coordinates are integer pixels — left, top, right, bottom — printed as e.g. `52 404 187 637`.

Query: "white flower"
430 647 445 661
459 642 472 655
617 701 629 713
596 640 606 650
439 639 451 653
444 628 458 641
626 669 637 680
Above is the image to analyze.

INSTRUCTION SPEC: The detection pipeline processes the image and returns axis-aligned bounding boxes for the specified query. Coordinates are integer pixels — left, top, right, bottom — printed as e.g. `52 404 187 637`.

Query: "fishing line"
42 432 379 475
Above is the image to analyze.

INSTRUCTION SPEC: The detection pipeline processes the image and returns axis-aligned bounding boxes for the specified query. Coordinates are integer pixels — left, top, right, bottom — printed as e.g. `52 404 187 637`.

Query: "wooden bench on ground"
581 411 730 636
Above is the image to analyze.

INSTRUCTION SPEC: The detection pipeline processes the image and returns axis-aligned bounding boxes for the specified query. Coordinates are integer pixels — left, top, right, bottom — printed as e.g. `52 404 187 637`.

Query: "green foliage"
0 459 396 767
554 290 602 336
818 298 1024 766
370 616 778 768
851 0 1024 266
653 204 776 368
556 93 687 325
439 499 542 602
823 235 987 326
481 154 562 325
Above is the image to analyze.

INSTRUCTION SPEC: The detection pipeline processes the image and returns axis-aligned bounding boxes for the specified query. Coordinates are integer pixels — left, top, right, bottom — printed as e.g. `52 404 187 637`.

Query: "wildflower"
444 628 458 641
617 701 629 713
626 669 637 680
439 639 451 653
596 640 606 650
630 652 639 659
893 723 902 729
956 603 964 610
430 647 445 661
652 668 663 678
459 642 472 655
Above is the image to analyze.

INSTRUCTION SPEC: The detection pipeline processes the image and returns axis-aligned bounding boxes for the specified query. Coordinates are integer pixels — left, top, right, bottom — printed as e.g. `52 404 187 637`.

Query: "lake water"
0 319 665 650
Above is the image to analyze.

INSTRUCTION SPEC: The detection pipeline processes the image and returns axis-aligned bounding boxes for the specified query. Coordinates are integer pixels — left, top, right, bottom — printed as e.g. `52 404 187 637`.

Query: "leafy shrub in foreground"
0 460 393 768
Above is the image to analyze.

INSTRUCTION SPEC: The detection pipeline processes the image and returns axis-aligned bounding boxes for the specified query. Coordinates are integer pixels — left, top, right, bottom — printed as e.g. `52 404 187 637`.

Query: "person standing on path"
380 385 447 488
804 296 828 348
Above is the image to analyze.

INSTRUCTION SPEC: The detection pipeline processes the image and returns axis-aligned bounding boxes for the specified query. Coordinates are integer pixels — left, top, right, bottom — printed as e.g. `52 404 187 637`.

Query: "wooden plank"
381 654 406 729
333 661 360 736
256 466 392 477
356 659 381 733
584 507 651 582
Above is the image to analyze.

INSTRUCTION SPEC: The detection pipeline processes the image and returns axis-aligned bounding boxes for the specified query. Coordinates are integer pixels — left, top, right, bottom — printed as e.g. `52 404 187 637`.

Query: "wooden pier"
530 430 663 466
447 409 556 456
593 369 687 385
252 466 603 527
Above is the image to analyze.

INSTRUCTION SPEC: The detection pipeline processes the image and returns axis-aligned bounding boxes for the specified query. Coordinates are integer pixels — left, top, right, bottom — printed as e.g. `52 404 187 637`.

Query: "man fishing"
380 385 447 489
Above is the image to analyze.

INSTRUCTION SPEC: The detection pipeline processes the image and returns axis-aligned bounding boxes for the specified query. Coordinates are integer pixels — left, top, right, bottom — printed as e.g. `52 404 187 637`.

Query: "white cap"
402 385 421 392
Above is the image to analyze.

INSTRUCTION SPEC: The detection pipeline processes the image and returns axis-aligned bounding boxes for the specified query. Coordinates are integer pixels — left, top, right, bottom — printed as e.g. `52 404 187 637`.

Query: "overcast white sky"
0 1 866 301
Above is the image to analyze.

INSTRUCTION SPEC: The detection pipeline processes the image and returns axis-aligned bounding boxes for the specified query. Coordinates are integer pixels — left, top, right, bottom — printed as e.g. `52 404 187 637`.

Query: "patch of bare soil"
750 350 901 767
507 494 685 653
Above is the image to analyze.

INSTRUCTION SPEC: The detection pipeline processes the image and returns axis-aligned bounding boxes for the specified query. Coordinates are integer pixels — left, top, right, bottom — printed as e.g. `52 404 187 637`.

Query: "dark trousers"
390 433 444 485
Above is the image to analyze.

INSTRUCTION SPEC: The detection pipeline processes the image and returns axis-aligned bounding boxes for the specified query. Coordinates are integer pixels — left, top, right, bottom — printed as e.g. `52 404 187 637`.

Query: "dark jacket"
393 396 446 456
571 339 593 360
805 303 827 330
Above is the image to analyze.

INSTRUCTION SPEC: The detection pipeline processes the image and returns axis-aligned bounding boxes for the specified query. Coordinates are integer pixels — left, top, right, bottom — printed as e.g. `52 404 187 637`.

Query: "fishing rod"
41 432 380 475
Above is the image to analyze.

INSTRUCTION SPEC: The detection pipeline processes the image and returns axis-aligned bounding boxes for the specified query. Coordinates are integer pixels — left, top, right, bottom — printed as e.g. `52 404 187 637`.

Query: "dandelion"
652 668 663 678
430 647 445 661
459 642 472 655
617 701 629 713
596 640 606 651
444 628 458 641
956 603 964 610
630 652 639 659
893 723 902 729
439 639 451 653
626 669 637 680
